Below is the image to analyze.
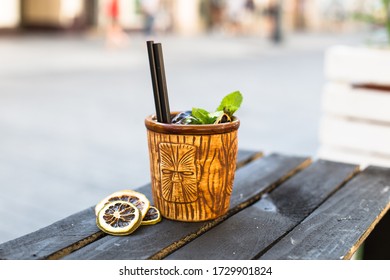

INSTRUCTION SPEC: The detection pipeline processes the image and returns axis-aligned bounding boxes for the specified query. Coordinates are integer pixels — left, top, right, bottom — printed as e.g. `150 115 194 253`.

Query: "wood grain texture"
0 150 259 260
260 166 390 260
147 128 238 221
63 154 310 260
165 160 359 260
0 207 101 260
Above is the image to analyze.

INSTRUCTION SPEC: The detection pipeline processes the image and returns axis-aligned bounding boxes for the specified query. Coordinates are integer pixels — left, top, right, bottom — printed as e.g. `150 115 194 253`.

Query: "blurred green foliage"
354 0 390 45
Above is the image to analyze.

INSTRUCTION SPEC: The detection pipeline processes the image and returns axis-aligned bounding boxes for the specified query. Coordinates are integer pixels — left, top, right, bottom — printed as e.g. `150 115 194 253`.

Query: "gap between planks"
46 231 106 260
148 156 312 260
163 160 360 260
254 164 360 260
45 150 263 260
61 154 311 260
257 164 389 260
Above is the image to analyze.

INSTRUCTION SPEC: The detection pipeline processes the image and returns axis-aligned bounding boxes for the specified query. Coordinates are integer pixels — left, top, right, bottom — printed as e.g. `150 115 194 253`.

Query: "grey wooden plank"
63 153 310 260
0 207 101 260
165 160 359 260
0 149 260 260
236 150 263 168
260 165 390 260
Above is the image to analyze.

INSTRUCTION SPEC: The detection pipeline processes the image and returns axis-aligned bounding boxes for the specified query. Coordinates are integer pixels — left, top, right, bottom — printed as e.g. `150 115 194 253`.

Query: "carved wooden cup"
145 113 240 222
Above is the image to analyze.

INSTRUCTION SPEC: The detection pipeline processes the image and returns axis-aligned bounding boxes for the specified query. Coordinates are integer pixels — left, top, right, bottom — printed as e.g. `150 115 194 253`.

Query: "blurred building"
0 0 21 29
0 0 175 33
0 0 96 31
0 0 369 35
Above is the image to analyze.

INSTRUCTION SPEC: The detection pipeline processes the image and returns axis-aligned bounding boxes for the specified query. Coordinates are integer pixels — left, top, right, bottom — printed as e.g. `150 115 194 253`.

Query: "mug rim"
145 112 240 135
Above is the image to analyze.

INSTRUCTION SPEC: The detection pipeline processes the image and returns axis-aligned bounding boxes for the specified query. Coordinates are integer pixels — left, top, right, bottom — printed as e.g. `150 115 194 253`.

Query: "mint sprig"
192 108 215 124
216 91 243 117
190 91 243 124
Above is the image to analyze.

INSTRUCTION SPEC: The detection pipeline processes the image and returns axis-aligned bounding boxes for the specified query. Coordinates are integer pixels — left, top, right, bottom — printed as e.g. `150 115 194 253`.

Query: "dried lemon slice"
141 206 162 225
95 190 150 219
96 201 142 235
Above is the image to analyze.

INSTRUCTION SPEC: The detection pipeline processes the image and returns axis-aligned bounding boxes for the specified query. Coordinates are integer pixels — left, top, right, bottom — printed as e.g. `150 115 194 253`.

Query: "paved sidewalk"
0 32 365 243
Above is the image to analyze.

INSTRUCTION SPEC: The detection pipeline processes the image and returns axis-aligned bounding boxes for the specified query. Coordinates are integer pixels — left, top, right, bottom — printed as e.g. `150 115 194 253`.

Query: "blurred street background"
0 0 378 243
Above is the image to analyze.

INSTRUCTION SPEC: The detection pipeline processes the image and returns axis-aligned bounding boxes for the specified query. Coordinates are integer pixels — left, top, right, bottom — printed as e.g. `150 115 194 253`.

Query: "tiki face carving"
159 143 198 203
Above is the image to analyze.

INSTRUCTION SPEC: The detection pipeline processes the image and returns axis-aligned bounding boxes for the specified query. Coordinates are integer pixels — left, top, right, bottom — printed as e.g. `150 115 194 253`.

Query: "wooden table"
1 151 389 260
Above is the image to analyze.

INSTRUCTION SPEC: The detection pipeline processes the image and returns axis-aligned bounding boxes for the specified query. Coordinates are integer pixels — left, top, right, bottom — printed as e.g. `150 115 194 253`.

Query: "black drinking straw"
146 40 163 123
152 43 171 124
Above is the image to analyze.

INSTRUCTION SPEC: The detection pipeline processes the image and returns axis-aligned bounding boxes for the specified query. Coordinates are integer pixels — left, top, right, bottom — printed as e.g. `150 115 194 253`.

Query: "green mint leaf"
192 107 212 124
208 110 224 123
208 110 224 118
216 91 243 117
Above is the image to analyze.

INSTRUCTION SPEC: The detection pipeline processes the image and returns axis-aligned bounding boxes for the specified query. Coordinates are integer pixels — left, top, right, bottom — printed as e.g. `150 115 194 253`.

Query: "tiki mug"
145 113 240 222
